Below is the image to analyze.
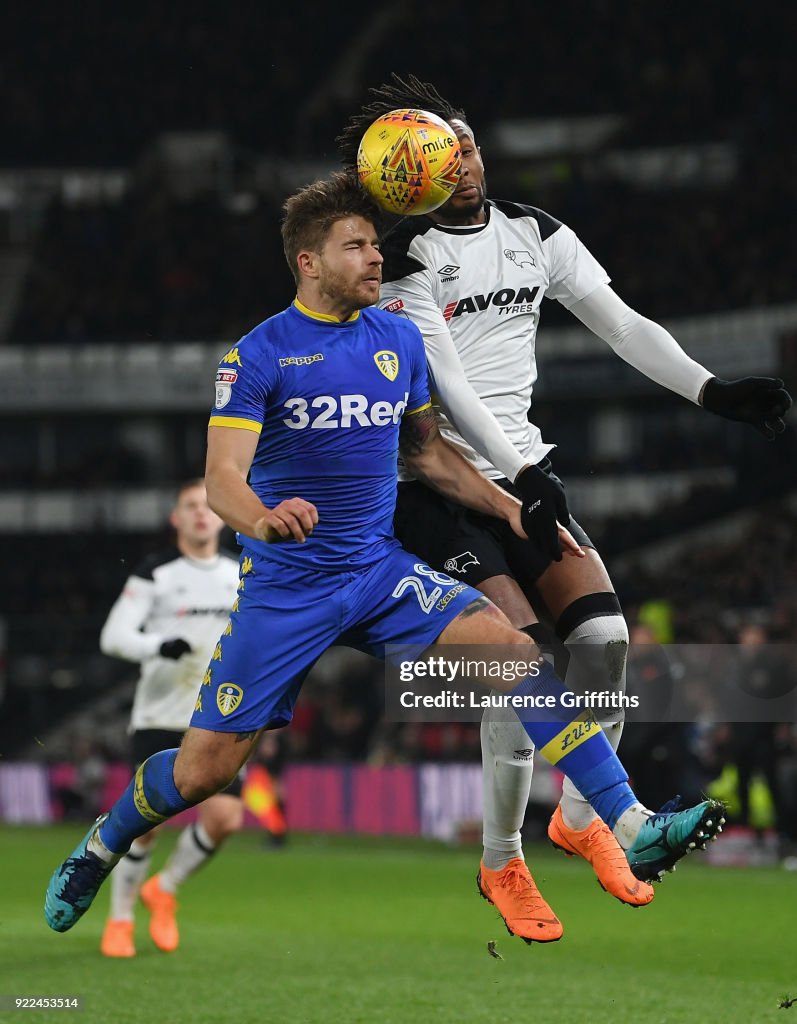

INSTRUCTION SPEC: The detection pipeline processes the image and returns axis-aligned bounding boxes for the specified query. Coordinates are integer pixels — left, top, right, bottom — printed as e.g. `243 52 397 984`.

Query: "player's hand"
159 638 192 660
509 503 584 558
514 463 570 562
558 523 585 558
254 498 319 544
700 376 792 439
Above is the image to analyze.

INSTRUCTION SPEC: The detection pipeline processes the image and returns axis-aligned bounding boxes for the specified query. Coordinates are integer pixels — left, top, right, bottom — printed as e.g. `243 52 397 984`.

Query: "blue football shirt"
209 299 431 570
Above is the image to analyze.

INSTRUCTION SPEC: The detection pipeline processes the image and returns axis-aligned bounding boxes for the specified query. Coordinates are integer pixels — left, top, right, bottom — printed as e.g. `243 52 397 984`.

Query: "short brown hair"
281 171 382 284
175 478 205 500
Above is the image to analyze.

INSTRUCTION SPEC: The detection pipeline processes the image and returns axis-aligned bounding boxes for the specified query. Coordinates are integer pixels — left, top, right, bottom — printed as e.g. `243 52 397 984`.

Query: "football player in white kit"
98 479 241 957
338 75 791 942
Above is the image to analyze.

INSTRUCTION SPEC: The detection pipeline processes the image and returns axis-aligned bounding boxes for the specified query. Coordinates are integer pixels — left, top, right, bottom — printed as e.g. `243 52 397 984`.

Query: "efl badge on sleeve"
215 369 237 409
374 350 399 381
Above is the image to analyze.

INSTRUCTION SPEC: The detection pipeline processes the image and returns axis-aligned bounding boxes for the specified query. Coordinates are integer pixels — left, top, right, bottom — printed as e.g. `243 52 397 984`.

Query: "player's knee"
174 763 239 803
555 593 629 692
218 800 245 838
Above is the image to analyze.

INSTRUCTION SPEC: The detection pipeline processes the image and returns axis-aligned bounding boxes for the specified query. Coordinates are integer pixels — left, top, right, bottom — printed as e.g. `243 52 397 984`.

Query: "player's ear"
297 249 319 279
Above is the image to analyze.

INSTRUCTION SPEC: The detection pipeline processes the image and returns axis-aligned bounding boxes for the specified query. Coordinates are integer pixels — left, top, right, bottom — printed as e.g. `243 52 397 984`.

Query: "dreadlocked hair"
336 73 469 169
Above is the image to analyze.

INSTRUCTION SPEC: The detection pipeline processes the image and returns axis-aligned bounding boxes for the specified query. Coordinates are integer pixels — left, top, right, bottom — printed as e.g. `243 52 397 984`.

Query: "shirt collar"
293 298 361 324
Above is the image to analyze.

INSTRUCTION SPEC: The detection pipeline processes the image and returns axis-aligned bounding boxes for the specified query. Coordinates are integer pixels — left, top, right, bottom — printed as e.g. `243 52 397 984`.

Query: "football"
357 108 461 216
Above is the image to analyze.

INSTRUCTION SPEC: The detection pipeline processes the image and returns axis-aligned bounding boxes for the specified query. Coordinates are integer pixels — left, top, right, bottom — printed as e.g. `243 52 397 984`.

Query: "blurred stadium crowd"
2 3 797 854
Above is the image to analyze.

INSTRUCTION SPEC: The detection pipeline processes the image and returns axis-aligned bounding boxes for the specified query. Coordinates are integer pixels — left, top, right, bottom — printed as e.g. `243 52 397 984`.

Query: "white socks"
613 803 653 850
106 823 217 921
480 712 534 870
159 822 216 893
108 838 153 921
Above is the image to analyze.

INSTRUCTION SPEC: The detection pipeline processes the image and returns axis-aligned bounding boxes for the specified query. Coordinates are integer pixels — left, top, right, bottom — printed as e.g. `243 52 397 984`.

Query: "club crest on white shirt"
504 249 536 269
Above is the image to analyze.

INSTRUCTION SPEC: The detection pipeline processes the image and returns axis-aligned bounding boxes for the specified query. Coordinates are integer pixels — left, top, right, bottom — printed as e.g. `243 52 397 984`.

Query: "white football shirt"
100 547 240 732
380 199 610 478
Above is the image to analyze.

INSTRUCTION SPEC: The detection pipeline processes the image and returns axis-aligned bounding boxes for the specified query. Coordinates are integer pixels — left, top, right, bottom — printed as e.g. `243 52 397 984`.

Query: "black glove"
701 376 792 439
514 464 570 563
159 638 192 660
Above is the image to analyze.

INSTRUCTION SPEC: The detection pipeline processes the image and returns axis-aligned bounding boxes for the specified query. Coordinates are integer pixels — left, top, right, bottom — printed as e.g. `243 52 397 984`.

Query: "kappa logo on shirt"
221 347 243 366
279 353 324 367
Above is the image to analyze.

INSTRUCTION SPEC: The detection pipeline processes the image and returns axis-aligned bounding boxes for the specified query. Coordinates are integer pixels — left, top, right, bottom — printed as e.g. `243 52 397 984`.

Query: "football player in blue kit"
45 172 724 943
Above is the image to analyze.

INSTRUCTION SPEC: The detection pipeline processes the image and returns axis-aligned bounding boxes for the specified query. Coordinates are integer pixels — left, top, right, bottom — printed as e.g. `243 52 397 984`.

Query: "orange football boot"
140 874 179 952
477 857 563 943
100 919 135 958
548 805 655 907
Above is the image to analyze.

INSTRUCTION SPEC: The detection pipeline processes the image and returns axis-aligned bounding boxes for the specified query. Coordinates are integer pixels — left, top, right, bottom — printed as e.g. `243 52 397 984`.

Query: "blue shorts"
189 543 482 733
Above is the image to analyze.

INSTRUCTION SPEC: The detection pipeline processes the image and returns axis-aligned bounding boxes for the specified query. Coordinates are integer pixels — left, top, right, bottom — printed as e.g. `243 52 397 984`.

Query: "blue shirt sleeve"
208 338 274 433
405 324 432 414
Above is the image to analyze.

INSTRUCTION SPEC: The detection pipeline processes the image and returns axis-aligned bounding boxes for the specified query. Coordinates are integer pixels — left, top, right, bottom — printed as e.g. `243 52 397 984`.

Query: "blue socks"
98 749 194 855
509 662 636 829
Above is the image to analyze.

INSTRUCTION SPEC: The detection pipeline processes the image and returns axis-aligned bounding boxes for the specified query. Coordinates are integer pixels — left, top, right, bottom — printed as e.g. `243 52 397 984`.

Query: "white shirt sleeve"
379 251 447 336
569 283 714 403
99 575 165 663
424 330 530 481
545 223 611 308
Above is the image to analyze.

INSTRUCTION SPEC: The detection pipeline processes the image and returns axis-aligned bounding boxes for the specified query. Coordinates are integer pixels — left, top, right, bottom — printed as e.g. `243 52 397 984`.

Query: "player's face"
430 120 487 226
171 485 224 548
316 216 383 312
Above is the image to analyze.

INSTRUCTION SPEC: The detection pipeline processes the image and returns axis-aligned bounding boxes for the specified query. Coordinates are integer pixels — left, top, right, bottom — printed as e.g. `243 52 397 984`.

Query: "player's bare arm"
205 425 318 543
398 404 519 523
399 406 581 555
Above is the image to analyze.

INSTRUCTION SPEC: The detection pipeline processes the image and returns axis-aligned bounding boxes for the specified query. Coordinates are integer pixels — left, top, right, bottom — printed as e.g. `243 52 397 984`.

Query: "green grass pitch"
2 824 795 1023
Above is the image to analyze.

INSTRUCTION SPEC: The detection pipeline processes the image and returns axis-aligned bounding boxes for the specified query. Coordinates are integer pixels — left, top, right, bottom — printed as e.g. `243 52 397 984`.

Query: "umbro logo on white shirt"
437 264 460 281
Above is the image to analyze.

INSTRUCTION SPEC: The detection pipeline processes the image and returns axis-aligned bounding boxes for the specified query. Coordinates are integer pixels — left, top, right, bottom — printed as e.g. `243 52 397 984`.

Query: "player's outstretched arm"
570 284 792 436
399 405 582 558
206 425 318 543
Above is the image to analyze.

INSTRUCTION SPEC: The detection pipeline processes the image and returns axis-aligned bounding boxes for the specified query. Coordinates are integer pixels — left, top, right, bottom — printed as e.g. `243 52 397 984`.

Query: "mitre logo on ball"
357 108 461 216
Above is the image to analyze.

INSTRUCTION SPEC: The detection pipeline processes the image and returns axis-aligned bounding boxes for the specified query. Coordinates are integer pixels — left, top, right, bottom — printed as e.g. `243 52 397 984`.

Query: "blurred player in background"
339 74 791 940
45 172 725 946
98 478 241 957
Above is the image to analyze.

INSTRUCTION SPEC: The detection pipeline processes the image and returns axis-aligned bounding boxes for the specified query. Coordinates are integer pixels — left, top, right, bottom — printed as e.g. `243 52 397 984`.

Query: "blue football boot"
626 798 725 881
45 815 118 932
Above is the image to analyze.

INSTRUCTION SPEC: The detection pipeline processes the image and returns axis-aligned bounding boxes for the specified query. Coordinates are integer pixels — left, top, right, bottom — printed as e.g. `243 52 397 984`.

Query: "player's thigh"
436 597 529 647
534 545 615 622
477 574 537 628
